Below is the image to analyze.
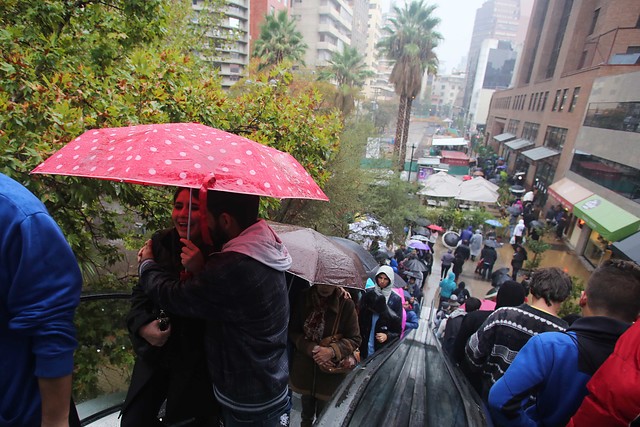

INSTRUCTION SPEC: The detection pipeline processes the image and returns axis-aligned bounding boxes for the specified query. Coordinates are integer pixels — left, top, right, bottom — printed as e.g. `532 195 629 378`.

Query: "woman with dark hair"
121 188 218 426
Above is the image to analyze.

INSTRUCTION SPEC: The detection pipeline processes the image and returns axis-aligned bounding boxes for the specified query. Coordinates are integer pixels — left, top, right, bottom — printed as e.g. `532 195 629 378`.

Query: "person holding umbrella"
138 190 293 427
510 244 528 280
121 188 218 427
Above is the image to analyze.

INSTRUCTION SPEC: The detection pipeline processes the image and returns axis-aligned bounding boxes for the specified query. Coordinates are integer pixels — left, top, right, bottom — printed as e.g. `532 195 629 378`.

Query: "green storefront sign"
573 195 640 242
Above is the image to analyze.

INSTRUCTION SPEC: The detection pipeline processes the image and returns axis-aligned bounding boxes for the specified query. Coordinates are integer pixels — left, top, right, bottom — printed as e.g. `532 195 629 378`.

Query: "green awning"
573 195 640 242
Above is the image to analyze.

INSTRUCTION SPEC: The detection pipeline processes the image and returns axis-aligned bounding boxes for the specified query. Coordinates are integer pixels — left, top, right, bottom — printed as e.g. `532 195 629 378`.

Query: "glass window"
552 90 561 111
543 126 567 151
589 8 600 35
541 91 549 111
558 88 569 112
532 93 539 111
583 101 640 133
569 87 580 112
570 152 640 204
583 229 606 267
522 122 540 141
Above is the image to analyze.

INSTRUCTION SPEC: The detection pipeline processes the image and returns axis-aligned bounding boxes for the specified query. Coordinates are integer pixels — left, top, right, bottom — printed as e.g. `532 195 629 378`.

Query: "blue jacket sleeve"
7 212 82 378
404 310 419 330
488 335 549 427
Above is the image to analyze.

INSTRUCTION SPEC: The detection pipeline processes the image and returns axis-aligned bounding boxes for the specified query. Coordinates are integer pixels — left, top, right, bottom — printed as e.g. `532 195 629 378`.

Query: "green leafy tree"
252 10 307 70
377 0 442 170
317 46 374 117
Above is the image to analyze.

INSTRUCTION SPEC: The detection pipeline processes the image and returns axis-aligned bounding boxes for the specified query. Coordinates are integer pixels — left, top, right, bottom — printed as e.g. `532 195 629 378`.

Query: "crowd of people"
3 171 639 427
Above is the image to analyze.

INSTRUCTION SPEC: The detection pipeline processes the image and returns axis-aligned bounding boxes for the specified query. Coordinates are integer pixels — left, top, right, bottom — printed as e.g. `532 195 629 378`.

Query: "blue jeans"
221 395 291 427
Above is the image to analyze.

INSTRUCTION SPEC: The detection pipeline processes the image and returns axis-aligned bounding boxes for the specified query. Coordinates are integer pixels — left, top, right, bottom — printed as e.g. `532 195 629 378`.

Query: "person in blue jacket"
488 260 640 427
0 173 83 427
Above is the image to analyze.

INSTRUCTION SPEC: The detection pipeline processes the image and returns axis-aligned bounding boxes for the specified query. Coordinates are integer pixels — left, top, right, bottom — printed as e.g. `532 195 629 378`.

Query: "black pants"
301 395 327 427
482 263 494 281
441 264 451 279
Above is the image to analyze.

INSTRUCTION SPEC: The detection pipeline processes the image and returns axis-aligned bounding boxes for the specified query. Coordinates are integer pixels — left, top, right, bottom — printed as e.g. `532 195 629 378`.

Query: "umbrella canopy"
414 217 431 227
462 176 499 192
485 219 503 227
408 240 430 251
413 226 430 236
403 258 429 273
530 220 545 229
509 185 526 194
443 231 460 248
428 224 444 232
484 239 499 248
456 184 498 203
329 237 379 272
410 234 429 242
31 123 327 201
348 216 390 239
268 222 367 289
417 171 461 198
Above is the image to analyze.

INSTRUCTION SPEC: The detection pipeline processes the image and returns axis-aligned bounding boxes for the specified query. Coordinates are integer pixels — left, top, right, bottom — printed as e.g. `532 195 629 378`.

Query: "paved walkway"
423 235 593 306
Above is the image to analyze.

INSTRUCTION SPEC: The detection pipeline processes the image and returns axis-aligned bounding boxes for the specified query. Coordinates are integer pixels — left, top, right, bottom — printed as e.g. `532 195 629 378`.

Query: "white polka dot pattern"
31 123 328 201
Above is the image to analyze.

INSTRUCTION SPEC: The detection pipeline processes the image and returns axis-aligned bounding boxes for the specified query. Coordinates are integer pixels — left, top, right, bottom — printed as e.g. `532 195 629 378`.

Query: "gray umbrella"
484 239 499 248
414 217 431 227
530 220 545 229
403 258 429 272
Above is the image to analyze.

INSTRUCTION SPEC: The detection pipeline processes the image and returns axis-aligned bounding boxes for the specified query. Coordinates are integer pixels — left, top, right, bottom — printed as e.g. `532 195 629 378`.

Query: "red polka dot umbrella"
31 123 328 201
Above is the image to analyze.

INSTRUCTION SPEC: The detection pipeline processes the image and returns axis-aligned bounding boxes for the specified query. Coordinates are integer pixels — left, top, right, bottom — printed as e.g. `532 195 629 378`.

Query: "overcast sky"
382 0 487 75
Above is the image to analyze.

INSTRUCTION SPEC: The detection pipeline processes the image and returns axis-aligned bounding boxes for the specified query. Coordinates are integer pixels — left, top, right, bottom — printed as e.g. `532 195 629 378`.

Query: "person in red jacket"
568 320 640 427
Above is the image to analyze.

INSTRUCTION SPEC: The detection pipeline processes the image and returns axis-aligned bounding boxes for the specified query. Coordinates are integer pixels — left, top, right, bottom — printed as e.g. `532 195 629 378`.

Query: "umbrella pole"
187 188 193 240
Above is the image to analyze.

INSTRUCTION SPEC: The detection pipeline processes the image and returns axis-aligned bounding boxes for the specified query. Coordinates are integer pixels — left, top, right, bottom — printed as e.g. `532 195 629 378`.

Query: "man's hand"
138 320 171 346
375 332 388 344
138 239 154 263
180 238 205 273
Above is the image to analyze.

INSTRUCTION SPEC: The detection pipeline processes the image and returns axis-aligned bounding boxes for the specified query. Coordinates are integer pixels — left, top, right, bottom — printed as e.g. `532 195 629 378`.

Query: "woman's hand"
180 238 205 273
312 345 335 366
138 240 154 263
375 332 388 344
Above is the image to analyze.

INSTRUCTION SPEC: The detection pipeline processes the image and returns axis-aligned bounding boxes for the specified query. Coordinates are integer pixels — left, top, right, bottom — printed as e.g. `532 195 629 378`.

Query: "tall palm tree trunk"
399 96 414 169
394 97 407 167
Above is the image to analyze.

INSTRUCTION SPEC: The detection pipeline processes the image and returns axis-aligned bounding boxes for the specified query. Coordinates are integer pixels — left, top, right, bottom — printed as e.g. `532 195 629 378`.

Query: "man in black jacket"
139 191 293 426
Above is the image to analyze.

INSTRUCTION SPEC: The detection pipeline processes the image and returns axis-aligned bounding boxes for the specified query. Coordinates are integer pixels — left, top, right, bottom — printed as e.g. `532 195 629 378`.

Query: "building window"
552 89 562 111
541 91 549 110
522 122 540 141
589 8 600 35
507 119 520 134
546 0 574 78
528 94 535 110
570 152 640 204
532 93 539 111
543 126 567 151
558 88 569 112
627 46 640 54
578 50 588 69
569 87 580 112
521 95 526 110
583 101 640 133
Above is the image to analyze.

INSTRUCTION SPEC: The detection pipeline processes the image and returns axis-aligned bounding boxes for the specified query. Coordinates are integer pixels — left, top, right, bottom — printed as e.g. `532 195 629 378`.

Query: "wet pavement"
423 234 593 305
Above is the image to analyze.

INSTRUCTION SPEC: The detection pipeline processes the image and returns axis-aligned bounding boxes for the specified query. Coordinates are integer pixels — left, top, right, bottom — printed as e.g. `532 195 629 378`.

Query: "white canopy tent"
460 176 499 192
431 137 468 147
417 171 461 198
456 184 499 203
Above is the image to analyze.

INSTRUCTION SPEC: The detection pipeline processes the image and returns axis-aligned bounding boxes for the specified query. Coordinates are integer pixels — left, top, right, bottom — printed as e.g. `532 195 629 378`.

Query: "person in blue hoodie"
139 190 293 427
0 173 83 427
488 260 640 427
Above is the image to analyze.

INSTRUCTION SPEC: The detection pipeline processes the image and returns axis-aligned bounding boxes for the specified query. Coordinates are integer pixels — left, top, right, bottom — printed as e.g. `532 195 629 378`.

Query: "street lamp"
407 144 417 182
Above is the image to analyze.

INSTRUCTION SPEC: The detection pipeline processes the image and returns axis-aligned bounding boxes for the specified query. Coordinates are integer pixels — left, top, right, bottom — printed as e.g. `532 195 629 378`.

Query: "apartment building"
291 0 353 68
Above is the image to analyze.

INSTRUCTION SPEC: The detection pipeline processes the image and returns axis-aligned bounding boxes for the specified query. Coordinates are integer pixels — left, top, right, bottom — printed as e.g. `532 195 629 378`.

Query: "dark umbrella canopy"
413 226 430 236
269 222 367 289
414 217 431 227
403 258 429 272
484 239 499 248
529 220 544 229
330 236 379 272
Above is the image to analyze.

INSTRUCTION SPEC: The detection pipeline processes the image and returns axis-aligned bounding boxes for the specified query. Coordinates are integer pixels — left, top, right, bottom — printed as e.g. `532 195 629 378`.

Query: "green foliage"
559 276 586 318
251 10 307 70
421 203 494 231
73 294 134 402
524 238 552 270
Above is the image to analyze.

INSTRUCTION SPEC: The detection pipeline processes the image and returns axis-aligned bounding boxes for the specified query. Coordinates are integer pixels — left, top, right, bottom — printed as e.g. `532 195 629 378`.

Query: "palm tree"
318 46 375 116
252 10 307 70
377 0 442 170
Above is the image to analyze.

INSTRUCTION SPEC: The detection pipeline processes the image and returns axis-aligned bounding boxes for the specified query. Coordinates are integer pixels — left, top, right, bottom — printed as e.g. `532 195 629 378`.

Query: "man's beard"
209 220 230 248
